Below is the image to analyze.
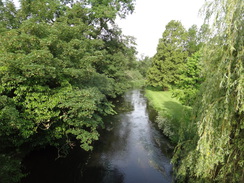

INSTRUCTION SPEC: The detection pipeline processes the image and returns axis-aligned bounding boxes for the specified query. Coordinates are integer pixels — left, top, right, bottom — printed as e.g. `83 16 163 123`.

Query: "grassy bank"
145 88 191 144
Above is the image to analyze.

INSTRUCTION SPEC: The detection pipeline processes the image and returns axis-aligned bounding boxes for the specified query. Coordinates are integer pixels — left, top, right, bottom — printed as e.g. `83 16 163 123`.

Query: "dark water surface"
21 90 173 183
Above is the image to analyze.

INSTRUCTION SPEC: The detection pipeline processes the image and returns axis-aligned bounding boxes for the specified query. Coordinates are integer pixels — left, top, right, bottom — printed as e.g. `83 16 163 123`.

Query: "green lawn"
145 89 191 143
145 89 186 121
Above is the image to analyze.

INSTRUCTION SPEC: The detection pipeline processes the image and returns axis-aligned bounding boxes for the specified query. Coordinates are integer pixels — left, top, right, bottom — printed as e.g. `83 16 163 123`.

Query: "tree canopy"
147 20 188 90
0 0 136 182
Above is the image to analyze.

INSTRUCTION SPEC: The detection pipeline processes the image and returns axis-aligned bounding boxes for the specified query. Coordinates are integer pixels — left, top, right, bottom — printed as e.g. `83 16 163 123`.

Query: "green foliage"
125 55 152 88
0 0 136 182
172 0 244 182
173 51 204 105
125 69 145 88
0 154 25 183
137 55 152 77
186 25 201 56
147 20 204 103
197 24 211 46
147 20 188 90
0 0 19 30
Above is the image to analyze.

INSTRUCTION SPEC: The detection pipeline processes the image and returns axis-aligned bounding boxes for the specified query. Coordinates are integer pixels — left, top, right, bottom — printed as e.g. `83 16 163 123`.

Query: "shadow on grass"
162 101 188 120
146 86 162 91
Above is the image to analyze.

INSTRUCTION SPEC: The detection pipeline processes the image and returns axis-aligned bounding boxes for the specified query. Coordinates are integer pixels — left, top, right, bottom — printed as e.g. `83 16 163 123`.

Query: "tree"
0 0 19 30
173 51 203 106
172 0 244 182
0 0 136 182
137 55 152 77
147 20 188 90
197 23 211 46
186 24 200 56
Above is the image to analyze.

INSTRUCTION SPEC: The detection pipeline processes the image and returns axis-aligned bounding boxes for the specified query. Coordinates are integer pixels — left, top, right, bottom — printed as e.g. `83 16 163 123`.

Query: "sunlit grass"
145 89 185 120
145 88 191 143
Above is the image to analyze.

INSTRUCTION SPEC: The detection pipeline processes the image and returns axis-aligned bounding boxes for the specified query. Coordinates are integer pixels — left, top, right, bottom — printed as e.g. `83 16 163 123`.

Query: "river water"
21 89 173 183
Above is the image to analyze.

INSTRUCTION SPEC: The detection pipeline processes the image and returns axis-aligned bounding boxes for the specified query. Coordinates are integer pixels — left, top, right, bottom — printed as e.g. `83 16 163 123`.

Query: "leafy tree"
197 23 211 46
172 25 205 105
0 0 19 30
137 55 152 77
186 24 200 56
172 0 244 182
147 20 188 90
173 51 203 106
0 0 135 182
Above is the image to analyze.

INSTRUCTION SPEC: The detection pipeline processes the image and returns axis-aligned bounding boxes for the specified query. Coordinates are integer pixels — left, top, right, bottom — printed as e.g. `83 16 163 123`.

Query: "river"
21 89 173 183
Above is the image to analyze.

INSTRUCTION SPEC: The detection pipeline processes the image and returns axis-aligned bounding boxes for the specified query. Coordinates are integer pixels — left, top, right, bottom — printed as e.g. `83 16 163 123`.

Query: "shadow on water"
146 102 175 157
21 89 174 183
21 146 89 183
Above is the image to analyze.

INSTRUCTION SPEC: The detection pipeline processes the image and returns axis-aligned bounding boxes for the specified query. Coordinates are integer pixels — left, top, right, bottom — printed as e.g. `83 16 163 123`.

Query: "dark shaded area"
20 90 173 183
82 166 124 183
21 146 90 183
147 104 175 157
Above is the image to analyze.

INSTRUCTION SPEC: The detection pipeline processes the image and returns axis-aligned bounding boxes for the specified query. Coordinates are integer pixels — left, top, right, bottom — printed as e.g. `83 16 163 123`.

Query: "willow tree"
172 0 244 182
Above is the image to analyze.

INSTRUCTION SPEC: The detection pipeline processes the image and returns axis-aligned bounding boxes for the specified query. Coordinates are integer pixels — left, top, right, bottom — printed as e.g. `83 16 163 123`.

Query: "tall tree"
0 1 135 182
137 55 152 77
172 0 244 182
147 20 188 90
197 23 211 45
186 24 200 56
172 25 204 105
173 51 203 106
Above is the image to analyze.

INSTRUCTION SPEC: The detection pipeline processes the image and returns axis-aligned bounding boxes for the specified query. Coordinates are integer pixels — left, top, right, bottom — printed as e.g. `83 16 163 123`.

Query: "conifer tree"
147 20 188 90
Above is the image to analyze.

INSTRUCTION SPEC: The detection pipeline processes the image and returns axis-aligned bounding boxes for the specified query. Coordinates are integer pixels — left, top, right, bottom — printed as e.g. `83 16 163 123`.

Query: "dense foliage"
172 23 210 106
137 55 151 78
145 1 243 182
0 0 136 182
173 51 203 105
172 0 244 182
147 20 188 90
145 20 204 146
147 20 205 95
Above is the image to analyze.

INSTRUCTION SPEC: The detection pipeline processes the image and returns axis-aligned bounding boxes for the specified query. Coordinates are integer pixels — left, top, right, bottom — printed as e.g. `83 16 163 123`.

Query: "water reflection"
21 90 173 183
81 90 173 183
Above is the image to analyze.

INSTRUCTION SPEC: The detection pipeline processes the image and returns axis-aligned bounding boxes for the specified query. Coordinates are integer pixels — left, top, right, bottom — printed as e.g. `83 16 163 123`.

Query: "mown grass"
145 90 184 120
145 88 191 144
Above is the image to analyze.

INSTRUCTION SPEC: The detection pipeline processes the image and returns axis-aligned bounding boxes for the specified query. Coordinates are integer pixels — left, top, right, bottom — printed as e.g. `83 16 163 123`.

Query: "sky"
116 0 205 58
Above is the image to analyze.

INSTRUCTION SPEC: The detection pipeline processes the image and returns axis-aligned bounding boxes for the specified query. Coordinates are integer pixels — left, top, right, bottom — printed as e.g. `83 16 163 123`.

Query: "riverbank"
20 89 173 183
145 88 191 144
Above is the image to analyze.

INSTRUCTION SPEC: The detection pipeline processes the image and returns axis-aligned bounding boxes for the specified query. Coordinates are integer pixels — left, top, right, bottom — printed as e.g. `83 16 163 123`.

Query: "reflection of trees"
113 94 134 113
81 115 129 183
81 166 124 183
82 90 173 182
91 114 131 160
81 92 133 182
94 91 134 156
